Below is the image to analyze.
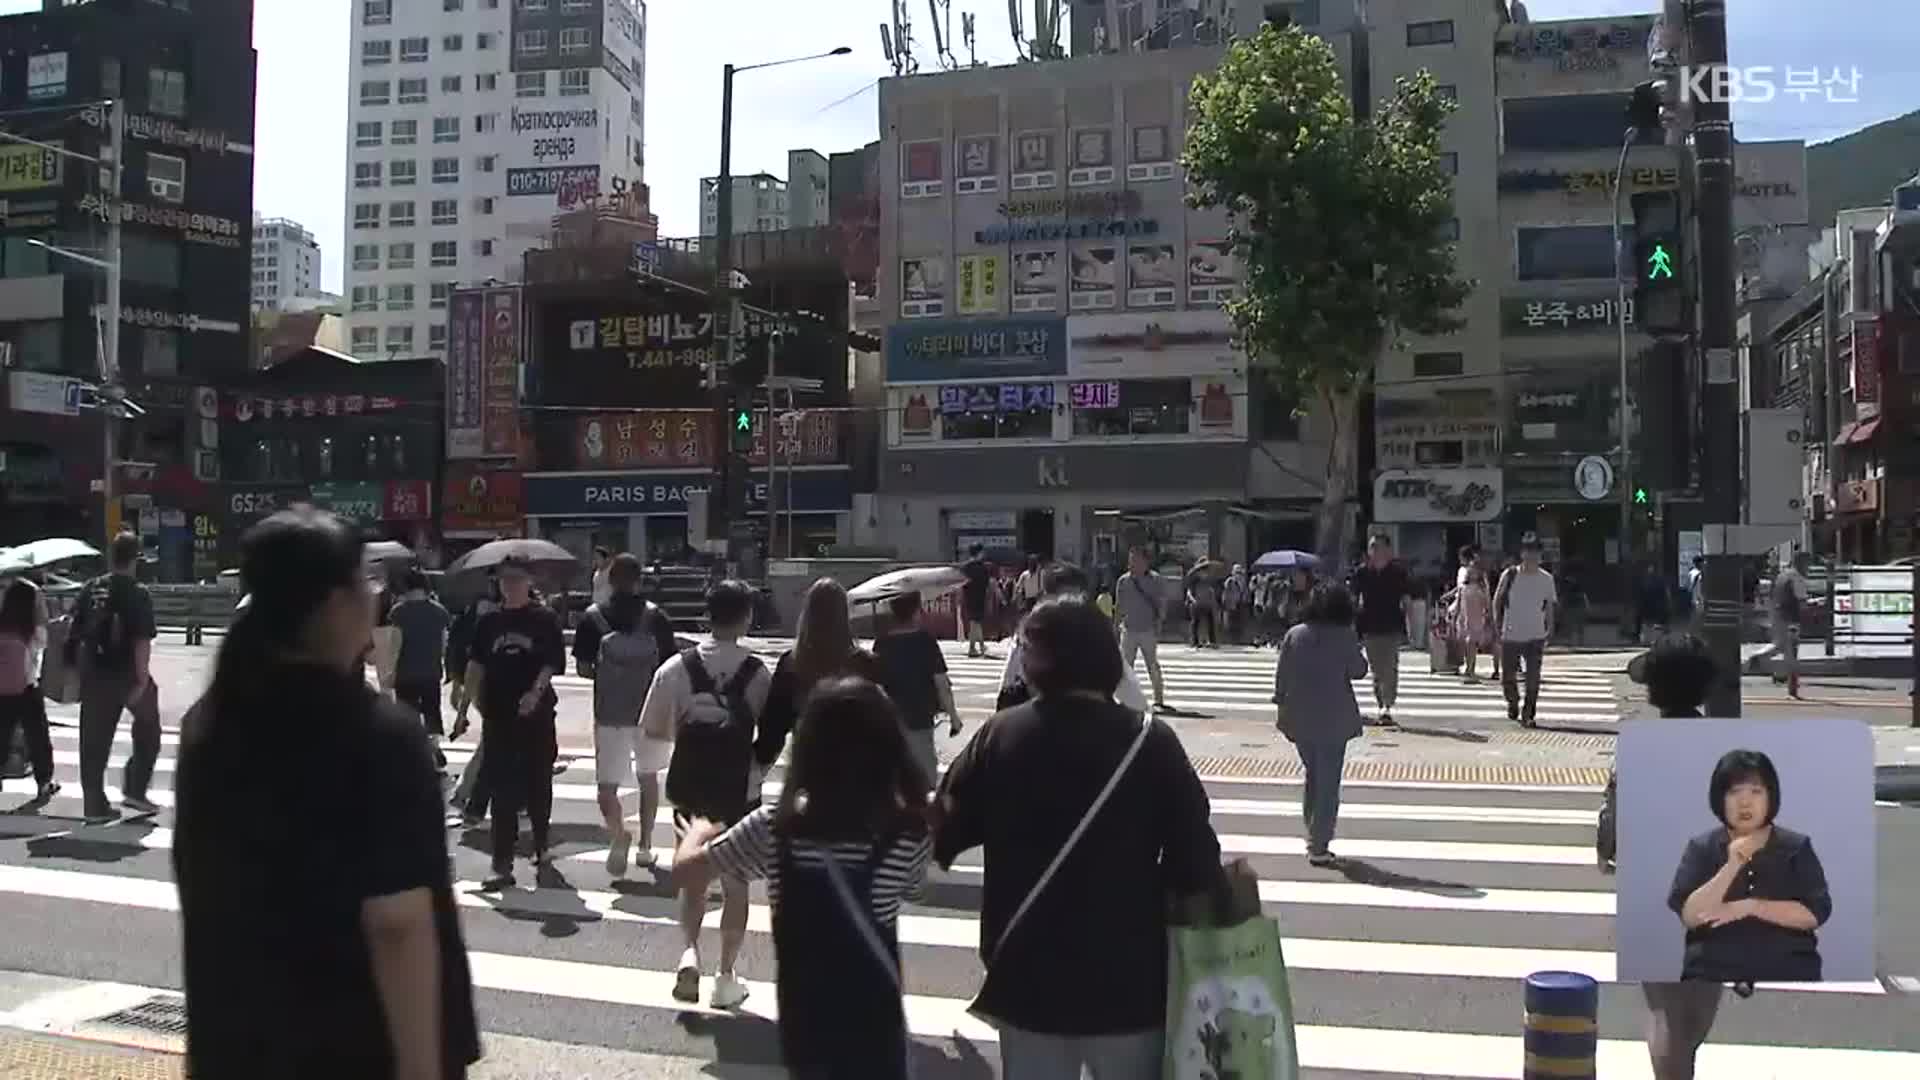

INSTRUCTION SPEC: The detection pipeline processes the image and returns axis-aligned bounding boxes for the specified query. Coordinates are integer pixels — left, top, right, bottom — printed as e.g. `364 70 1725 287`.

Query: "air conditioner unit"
149 177 183 202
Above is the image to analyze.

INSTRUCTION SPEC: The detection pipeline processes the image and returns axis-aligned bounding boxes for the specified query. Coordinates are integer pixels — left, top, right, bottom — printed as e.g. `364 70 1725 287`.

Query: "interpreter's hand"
1702 899 1759 927
1728 832 1766 865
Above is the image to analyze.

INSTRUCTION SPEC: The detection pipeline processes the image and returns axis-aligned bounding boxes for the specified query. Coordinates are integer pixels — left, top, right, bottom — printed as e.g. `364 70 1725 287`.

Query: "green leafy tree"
1183 23 1473 560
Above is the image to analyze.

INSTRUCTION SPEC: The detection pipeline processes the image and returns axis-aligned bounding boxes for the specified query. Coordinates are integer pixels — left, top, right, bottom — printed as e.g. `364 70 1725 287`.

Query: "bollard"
1523 970 1598 1079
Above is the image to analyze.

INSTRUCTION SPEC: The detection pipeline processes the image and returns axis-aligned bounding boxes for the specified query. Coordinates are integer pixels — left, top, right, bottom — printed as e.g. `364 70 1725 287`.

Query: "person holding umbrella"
455 555 567 891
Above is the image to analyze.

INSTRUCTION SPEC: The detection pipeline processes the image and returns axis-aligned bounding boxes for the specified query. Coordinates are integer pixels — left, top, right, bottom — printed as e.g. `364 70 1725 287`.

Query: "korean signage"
1497 18 1653 71
511 106 599 167
1501 296 1634 334
191 514 219 580
1498 166 1679 197
443 466 523 534
1067 312 1242 379
1373 469 1504 523
6 371 85 417
1070 247 1118 311
543 293 716 406
975 217 1159 246
938 383 1055 415
123 113 251 156
226 487 309 524
1069 381 1120 410
1187 240 1240 306
1375 390 1501 470
522 468 854 517
884 316 1067 383
955 135 998 195
309 483 384 525
901 140 944 198
482 289 521 457
27 53 68 101
1010 131 1057 187
956 254 1002 315
997 191 1140 220
75 194 245 248
577 410 841 469
228 392 400 422
507 164 600 198
0 143 62 192
447 291 484 458
1509 374 1616 450
383 481 432 522
108 307 245 335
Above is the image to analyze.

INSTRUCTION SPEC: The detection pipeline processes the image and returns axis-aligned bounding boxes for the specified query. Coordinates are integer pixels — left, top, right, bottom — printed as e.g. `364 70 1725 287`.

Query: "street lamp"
708 46 852 567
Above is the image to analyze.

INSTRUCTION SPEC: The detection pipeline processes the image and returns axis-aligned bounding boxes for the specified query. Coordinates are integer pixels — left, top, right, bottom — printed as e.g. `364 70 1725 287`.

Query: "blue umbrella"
1252 549 1321 572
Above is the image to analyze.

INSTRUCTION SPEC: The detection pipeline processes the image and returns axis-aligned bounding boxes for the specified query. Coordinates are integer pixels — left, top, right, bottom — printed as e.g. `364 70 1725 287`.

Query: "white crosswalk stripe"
2 721 1912 1078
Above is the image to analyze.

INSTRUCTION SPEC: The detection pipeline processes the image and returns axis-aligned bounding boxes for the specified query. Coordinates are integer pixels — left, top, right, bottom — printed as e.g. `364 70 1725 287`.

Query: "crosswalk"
3 713 1917 1076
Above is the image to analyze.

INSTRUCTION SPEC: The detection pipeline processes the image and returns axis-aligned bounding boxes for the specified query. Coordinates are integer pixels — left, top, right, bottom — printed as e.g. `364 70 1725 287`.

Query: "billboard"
482 288 522 457
446 291 484 458
538 289 717 407
0 142 62 192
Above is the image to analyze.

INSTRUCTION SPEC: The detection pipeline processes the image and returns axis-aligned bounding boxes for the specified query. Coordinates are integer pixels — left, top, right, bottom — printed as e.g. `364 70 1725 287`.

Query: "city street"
0 642 1917 1076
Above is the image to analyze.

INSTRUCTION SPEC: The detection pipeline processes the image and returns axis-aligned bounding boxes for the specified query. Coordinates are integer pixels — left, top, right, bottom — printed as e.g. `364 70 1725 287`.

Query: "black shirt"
934 698 1223 1035
960 558 991 614
173 663 479 1079
755 648 882 766
1349 562 1411 638
70 573 158 676
1668 825 1831 983
470 603 566 718
873 627 947 730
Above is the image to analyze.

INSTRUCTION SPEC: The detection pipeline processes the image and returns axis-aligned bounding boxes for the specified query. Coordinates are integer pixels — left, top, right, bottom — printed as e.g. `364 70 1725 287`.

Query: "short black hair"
705 578 755 628
1709 749 1781 826
110 532 141 569
1693 556 1705 567
1020 595 1123 699
887 590 922 622
1519 538 1543 553
1302 582 1355 626
1639 632 1715 715
1042 562 1090 595
608 551 643 591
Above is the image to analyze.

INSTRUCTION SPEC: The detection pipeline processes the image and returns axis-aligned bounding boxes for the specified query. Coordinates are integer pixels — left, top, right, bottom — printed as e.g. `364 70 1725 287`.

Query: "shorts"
670 764 764 836
593 726 670 787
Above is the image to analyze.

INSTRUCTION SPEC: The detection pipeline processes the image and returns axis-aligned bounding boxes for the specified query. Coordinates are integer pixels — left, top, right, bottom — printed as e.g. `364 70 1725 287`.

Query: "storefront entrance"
1018 508 1057 561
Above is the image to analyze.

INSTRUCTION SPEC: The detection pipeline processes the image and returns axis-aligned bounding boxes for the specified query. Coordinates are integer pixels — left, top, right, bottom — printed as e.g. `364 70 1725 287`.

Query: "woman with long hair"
754 577 880 768
0 576 59 804
172 508 479 1080
675 677 930 1078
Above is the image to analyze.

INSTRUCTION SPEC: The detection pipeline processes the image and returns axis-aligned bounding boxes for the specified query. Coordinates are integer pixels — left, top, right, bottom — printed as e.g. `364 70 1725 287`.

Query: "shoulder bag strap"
985 716 1154 964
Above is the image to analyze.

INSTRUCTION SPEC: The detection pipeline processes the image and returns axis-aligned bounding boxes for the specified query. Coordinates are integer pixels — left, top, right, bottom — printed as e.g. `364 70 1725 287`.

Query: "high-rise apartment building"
250 215 323 311
699 172 787 235
343 0 646 361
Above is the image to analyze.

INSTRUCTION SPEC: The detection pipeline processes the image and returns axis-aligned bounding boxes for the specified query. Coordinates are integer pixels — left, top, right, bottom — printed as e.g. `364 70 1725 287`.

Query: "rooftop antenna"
895 0 919 74
879 22 901 75
962 11 979 65
1040 0 1063 58
926 0 956 70
1007 0 1029 60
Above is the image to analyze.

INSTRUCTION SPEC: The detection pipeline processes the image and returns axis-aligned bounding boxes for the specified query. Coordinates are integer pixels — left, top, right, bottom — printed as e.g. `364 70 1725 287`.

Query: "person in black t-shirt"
959 545 992 658
174 508 479 1080
1348 534 1412 727
66 532 161 823
874 591 961 787
457 558 566 890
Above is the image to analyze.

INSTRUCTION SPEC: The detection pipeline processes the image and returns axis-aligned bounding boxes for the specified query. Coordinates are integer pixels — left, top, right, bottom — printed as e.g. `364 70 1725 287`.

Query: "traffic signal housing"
1632 340 1691 494
728 400 755 456
1631 190 1687 338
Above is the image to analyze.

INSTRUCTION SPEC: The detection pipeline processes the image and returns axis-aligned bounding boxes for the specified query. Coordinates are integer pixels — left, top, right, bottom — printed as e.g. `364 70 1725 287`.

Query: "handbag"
971 715 1153 1021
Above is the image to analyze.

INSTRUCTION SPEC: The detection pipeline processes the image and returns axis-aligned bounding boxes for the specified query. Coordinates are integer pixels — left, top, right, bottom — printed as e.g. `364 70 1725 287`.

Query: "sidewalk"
0 1031 180 1079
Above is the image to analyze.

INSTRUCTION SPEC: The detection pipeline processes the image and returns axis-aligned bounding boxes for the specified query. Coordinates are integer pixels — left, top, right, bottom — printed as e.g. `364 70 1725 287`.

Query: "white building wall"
251 216 323 312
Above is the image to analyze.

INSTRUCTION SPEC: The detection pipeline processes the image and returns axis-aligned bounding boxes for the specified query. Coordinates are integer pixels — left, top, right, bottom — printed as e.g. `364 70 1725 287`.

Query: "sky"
3 0 1912 295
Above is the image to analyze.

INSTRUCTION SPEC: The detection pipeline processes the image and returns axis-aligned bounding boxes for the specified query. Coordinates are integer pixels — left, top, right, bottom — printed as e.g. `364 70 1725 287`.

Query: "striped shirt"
703 805 932 925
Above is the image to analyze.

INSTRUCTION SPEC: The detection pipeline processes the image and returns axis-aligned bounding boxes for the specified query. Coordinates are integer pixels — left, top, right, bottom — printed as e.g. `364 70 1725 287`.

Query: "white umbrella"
0 538 101 574
847 566 966 604
362 540 414 562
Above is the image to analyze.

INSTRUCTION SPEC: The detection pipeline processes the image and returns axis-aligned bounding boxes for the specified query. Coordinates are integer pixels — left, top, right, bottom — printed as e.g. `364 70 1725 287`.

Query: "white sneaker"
605 830 631 876
711 972 749 1010
632 847 658 870
672 949 701 1003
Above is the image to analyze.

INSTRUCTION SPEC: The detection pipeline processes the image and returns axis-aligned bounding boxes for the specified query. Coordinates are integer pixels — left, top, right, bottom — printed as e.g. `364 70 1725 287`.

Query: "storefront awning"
1831 421 1857 445
1844 417 1881 445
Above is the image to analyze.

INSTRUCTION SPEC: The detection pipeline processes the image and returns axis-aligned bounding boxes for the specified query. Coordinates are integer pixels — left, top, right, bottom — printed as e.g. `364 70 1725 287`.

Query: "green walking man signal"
729 406 754 454
1645 243 1675 281
1634 487 1650 505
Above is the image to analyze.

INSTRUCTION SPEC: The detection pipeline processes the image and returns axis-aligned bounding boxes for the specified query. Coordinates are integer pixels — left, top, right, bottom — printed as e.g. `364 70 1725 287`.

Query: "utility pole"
101 98 125 547
1687 0 1744 716
709 63 740 566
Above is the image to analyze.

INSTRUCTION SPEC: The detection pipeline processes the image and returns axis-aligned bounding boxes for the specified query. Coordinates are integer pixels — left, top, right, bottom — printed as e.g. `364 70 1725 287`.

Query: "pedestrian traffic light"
1634 487 1650 505
1630 190 1687 337
1632 341 1691 494
729 403 754 455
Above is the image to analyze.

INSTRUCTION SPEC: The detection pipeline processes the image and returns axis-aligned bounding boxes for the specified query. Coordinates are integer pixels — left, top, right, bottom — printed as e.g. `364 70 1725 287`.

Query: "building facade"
342 0 646 362
0 0 257 554
699 172 787 235
786 149 829 229
250 214 322 312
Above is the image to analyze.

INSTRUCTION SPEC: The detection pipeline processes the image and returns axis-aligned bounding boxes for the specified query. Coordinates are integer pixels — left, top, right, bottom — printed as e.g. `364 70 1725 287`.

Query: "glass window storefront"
1071 378 1191 437
938 382 1055 440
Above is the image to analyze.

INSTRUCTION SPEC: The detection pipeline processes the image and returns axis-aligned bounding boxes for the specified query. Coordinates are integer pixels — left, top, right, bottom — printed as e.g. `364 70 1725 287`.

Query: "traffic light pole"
1611 127 1638 618
709 63 739 564
1689 0 1745 716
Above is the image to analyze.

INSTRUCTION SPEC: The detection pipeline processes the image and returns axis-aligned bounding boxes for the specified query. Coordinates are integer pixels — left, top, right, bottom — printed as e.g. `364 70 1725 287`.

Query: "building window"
359 80 391 106
558 68 591 96
515 72 546 98
1439 218 1460 242
362 0 391 25
141 329 179 377
388 200 416 227
355 121 383 147
351 326 379 353
353 202 381 229
361 39 393 65
431 199 458 225
476 73 498 91
1503 93 1660 152
1440 151 1458 176
441 75 462 93
520 0 549 11
516 30 549 55
429 324 449 351
431 241 458 266
1413 351 1465 378
398 78 428 104
938 386 1056 441
353 161 383 188
432 157 460 184
385 325 414 353
351 285 379 312
475 196 496 215
148 67 188 116
351 243 379 271
388 242 415 269
476 32 497 50
390 158 417 185
558 28 591 56
1516 225 1623 281
476 238 495 257
444 0 463 10
430 282 452 309
387 284 415 311
476 154 498 173
390 119 417 145
433 116 460 143
1407 19 1454 46
442 34 463 52
399 37 429 62
474 113 498 133
1070 378 1192 438
146 152 186 202
1436 84 1458 103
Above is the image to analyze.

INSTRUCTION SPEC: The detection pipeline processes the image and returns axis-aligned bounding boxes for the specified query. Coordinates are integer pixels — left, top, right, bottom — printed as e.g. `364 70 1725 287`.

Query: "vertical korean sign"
447 291 485 458
482 287 522 457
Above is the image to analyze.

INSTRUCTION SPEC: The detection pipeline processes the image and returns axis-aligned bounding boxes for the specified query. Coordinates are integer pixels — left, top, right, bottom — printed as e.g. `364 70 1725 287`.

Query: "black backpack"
664 649 765 820
70 577 132 672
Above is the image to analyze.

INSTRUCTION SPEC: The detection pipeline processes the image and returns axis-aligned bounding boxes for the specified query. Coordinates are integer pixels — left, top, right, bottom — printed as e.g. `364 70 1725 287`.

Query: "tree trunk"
1314 383 1362 564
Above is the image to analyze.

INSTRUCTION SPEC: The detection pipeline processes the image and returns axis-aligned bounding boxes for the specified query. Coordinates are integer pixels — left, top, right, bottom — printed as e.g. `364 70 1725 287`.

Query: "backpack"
71 577 131 672
664 648 765 820
592 606 665 728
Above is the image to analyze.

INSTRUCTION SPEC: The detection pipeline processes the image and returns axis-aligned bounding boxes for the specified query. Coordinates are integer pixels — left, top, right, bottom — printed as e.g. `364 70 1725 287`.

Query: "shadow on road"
680 1011 996 1078
1334 856 1486 899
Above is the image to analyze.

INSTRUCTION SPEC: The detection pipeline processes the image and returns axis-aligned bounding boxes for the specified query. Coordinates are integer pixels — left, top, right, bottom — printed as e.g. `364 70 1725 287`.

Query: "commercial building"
342 0 646 361
249 214 324 312
699 172 787 235
0 0 258 556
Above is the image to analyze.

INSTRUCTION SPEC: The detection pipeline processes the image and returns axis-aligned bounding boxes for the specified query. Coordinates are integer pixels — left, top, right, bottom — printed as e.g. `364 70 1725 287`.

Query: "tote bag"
1164 860 1299 1080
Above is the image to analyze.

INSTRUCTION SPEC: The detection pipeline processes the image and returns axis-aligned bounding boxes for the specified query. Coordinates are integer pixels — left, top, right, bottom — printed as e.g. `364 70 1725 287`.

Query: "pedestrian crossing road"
4 719 1918 1077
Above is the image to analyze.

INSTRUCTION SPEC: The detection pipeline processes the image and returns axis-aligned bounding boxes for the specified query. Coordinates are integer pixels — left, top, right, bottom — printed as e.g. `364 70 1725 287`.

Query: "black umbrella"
444 538 577 582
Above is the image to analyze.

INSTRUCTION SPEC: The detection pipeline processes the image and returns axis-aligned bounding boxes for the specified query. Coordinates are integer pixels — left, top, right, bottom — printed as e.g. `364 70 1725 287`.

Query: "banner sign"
884 316 1067 383
1499 166 1680 197
442 466 523 534
507 164 600 198
309 482 384 525
522 467 854 517
975 217 1159 246
447 291 484 458
1373 469 1505 523
383 481 432 522
1070 381 1121 410
228 393 402 421
541 291 719 407
75 194 244 248
956 254 1003 315
937 383 1055 415
1187 239 1240 305
0 143 62 192
575 409 841 469
1501 296 1635 334
481 288 522 457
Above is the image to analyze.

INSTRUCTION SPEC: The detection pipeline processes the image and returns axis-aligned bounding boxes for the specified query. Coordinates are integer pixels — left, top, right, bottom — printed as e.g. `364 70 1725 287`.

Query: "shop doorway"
644 517 690 565
1018 508 1056 561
